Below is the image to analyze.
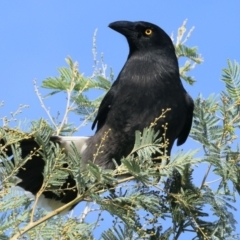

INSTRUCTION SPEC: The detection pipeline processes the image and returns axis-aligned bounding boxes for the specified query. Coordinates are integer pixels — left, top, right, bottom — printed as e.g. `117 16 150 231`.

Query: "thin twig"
205 177 222 185
11 183 98 240
200 164 212 189
33 79 58 129
11 194 83 240
56 89 71 135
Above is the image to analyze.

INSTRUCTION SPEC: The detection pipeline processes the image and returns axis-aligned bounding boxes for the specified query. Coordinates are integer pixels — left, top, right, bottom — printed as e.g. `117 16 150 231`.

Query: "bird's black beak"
109 21 135 37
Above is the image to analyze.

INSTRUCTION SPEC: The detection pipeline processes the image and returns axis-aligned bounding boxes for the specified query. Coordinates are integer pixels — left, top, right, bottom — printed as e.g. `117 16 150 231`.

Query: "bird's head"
109 21 174 53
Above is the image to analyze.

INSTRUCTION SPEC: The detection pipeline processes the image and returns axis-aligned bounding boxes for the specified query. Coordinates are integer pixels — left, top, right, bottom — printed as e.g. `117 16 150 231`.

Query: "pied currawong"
0 21 194 211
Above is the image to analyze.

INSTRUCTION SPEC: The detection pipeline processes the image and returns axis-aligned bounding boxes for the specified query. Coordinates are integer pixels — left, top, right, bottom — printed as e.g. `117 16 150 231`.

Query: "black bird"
0 21 194 211
82 21 193 167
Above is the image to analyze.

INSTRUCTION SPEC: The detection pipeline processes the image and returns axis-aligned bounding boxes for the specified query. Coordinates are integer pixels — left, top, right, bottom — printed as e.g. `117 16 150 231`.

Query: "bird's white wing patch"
56 136 89 154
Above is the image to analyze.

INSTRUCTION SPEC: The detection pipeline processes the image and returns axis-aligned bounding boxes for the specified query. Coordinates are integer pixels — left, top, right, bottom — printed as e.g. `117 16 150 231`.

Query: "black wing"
176 92 194 146
92 80 118 131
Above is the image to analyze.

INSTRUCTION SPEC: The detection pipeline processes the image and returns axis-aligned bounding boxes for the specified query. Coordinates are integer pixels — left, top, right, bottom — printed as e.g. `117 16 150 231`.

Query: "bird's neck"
123 49 180 83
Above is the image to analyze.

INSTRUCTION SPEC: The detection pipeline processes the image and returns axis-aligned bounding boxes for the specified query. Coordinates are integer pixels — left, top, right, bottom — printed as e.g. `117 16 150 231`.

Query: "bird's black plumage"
0 20 193 210
83 20 193 168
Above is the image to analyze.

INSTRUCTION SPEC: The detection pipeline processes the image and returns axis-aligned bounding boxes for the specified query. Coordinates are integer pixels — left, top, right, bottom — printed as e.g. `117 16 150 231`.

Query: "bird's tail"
0 128 89 211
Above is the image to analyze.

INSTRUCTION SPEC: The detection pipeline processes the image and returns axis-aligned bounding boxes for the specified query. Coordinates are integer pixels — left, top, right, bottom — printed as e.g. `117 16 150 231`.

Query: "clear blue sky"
0 1 240 239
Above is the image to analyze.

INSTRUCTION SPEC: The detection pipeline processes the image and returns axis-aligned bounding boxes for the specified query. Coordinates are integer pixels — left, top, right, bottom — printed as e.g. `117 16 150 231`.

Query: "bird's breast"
105 51 187 142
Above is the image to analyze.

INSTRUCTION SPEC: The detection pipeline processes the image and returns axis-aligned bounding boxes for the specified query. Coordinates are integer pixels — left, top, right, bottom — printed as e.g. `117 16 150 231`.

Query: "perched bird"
82 21 193 167
0 21 193 211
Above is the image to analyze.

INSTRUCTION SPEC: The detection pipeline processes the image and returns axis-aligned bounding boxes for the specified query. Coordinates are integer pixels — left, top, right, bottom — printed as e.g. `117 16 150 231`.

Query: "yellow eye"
144 29 152 36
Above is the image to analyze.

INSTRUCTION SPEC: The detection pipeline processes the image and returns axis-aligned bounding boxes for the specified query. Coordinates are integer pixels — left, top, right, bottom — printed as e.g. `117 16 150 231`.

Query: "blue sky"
1 1 240 238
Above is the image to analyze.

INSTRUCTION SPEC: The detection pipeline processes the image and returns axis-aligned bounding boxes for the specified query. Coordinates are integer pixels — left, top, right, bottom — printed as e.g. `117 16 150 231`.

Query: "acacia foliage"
0 21 240 240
